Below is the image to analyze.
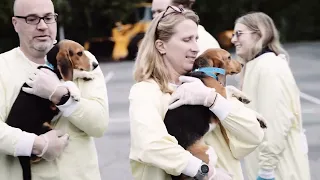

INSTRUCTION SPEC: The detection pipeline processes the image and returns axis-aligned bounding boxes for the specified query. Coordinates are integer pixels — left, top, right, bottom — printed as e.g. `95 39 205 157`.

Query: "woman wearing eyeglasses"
129 6 265 180
231 12 311 180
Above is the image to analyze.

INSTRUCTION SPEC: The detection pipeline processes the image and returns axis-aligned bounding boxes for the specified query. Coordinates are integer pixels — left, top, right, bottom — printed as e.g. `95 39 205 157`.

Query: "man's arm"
0 71 37 156
56 51 109 138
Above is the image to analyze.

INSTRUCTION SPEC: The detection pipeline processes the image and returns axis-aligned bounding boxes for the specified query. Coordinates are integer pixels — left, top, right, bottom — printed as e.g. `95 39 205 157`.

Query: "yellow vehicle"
84 2 233 61
217 30 234 50
84 2 152 61
111 3 152 60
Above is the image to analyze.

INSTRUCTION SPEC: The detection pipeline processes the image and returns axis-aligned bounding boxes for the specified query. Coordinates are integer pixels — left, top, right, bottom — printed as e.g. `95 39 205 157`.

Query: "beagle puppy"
164 48 267 180
5 39 98 180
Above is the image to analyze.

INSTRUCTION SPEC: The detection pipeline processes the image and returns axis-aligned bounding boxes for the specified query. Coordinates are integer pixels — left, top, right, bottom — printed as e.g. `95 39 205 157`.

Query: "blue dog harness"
193 67 225 80
45 58 54 70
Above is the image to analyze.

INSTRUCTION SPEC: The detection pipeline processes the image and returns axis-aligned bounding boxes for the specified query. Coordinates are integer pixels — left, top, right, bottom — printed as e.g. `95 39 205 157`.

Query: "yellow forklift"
84 2 152 61
83 2 233 61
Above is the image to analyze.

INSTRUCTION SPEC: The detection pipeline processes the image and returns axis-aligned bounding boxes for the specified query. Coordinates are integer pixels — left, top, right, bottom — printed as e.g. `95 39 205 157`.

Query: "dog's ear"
208 55 224 68
56 51 73 81
46 44 60 68
192 56 211 70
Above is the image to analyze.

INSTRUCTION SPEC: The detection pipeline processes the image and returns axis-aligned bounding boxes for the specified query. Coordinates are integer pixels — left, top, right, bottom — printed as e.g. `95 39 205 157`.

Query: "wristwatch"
56 91 71 106
194 162 209 180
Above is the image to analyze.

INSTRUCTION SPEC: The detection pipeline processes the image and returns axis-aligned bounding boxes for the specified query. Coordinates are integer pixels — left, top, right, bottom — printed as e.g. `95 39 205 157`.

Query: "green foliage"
0 0 319 53
194 0 320 42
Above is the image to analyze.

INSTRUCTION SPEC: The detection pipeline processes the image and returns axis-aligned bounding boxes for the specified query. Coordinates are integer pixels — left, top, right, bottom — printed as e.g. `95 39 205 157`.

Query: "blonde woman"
231 12 311 180
129 6 264 180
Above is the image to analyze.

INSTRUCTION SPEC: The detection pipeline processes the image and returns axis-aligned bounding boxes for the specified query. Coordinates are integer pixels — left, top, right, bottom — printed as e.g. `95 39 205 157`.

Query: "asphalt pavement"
95 41 320 180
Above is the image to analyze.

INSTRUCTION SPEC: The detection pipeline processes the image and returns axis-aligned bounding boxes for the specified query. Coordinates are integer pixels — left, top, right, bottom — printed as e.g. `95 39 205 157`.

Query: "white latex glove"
206 167 233 180
168 76 216 109
22 68 61 101
36 130 69 161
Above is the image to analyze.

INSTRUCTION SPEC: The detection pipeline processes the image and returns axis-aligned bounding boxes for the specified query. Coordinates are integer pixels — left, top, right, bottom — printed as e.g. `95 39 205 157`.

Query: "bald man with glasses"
0 0 109 180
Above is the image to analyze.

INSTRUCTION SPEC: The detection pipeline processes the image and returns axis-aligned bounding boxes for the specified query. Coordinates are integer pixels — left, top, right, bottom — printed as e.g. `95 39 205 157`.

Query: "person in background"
151 0 172 19
231 11 311 180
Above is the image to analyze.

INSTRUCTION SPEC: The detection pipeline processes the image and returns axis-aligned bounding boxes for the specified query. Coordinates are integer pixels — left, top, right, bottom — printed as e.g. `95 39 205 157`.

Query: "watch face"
201 164 209 173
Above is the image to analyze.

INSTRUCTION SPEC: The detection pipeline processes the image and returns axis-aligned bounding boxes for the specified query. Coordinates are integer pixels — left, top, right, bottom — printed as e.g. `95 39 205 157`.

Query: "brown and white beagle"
164 48 267 180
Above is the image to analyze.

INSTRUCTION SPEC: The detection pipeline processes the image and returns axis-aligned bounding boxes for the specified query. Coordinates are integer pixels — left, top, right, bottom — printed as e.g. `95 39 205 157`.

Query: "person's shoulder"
129 79 162 99
0 48 19 70
197 24 210 35
0 47 19 61
130 79 161 93
256 52 290 76
197 25 221 50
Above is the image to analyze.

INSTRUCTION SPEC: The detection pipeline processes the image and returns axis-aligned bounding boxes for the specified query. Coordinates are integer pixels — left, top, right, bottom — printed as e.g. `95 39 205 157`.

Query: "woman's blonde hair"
133 7 199 93
235 12 289 62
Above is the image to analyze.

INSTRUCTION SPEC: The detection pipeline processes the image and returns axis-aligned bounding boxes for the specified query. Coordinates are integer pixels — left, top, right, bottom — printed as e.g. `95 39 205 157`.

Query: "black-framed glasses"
14 13 58 25
232 30 254 38
155 6 184 37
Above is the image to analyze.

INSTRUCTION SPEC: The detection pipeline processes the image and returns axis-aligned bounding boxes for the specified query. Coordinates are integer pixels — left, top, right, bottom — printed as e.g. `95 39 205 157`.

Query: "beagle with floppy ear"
46 39 99 82
164 48 266 180
5 39 99 180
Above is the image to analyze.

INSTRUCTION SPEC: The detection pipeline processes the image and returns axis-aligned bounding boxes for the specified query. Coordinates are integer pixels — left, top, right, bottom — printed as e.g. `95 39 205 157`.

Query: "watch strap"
56 91 71 106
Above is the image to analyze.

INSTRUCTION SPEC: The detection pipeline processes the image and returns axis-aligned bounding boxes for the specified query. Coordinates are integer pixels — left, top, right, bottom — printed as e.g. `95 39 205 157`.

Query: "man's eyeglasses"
14 13 58 25
232 31 254 38
155 6 184 37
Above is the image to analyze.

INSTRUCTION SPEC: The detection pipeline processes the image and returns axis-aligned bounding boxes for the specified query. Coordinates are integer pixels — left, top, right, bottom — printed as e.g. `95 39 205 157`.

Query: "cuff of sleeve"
56 97 79 117
182 155 202 177
258 169 275 179
209 94 233 121
15 132 37 157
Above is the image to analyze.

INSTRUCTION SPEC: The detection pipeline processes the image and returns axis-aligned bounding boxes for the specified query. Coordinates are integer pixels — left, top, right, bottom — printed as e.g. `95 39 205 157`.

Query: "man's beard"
33 41 52 53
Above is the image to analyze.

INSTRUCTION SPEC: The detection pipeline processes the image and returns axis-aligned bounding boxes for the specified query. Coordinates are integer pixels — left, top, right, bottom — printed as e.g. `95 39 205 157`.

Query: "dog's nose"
241 64 244 68
92 62 99 69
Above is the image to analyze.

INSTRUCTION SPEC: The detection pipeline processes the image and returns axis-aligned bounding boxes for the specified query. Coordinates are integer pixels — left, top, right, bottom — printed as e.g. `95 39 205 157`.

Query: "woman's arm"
129 82 203 177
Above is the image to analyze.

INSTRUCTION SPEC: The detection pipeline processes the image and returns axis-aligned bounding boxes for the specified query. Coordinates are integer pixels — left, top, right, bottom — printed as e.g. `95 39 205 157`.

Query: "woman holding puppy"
128 5 265 180
231 12 310 180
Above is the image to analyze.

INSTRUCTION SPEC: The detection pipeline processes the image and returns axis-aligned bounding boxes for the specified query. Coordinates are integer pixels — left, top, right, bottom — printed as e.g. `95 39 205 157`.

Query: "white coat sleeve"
57 51 109 138
129 82 202 177
0 72 36 157
256 68 294 174
211 95 265 159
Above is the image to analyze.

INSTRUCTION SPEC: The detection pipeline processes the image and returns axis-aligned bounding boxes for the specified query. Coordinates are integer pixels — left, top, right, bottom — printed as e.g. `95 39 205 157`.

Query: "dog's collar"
45 58 54 70
193 67 225 80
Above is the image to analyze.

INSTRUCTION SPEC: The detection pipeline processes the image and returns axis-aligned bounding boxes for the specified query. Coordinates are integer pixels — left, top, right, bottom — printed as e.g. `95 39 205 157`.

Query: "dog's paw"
255 111 267 129
238 97 251 104
70 91 81 102
226 85 251 104
63 81 81 102
73 69 95 81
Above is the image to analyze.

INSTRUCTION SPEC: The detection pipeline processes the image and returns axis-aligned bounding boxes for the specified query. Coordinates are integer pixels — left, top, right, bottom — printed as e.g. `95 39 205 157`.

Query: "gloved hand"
225 85 251 104
23 68 62 101
168 76 216 109
206 166 233 180
34 130 69 161
256 176 275 180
